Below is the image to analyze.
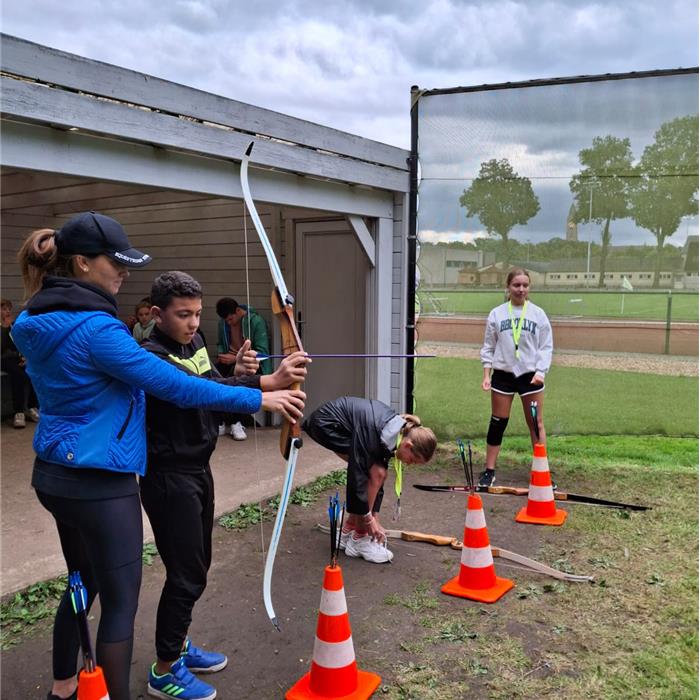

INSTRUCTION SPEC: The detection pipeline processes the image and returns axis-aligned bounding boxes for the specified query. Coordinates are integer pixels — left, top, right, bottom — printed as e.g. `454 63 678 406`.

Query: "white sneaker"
230 422 247 441
13 412 26 429
27 408 40 423
218 423 227 437
338 530 351 550
345 535 393 563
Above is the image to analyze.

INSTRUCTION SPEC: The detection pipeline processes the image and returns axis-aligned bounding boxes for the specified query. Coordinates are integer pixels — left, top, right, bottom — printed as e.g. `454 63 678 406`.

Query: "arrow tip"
245 142 254 157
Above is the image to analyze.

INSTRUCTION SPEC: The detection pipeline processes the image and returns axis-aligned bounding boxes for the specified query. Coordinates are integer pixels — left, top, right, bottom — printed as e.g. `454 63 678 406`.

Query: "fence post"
664 291 672 355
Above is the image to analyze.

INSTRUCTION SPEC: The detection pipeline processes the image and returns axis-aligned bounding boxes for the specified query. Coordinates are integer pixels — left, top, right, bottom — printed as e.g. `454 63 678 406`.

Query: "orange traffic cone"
441 493 514 603
78 667 109 700
515 443 567 526
286 565 381 700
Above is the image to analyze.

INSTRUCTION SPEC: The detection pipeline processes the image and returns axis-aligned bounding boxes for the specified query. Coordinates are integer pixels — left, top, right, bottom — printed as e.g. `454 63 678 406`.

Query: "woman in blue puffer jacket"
12 212 305 700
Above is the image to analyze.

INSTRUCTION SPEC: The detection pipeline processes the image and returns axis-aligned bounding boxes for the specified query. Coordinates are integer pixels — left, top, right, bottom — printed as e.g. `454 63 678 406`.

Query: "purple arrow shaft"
257 353 436 360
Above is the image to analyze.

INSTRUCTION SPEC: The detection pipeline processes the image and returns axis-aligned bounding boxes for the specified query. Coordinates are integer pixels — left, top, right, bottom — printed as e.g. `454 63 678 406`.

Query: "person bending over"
304 396 436 564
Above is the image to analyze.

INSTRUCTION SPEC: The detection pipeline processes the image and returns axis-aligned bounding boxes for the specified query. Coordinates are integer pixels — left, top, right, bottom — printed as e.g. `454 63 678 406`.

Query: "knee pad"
486 415 509 446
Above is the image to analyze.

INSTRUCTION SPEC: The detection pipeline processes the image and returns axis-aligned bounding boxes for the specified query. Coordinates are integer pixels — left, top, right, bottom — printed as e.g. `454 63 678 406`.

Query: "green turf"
419 290 699 322
414 358 699 438
383 436 698 700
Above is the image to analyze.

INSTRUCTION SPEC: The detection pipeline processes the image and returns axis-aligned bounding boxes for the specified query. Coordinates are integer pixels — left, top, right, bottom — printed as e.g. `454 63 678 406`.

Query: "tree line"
458 115 698 288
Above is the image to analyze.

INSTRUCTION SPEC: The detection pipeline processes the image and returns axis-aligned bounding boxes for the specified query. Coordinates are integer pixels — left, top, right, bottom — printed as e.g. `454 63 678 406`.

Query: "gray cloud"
1 0 696 148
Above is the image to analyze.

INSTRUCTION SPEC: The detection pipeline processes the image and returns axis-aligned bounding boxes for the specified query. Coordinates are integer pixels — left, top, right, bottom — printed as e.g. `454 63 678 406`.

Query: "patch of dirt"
419 341 698 377
1 455 597 699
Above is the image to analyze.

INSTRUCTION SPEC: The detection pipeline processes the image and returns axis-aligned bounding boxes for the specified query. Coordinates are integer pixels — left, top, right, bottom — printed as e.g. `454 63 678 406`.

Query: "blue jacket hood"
13 276 120 363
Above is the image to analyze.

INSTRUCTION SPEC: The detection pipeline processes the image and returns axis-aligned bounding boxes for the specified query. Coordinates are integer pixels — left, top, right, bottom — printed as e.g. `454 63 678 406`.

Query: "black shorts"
491 369 544 396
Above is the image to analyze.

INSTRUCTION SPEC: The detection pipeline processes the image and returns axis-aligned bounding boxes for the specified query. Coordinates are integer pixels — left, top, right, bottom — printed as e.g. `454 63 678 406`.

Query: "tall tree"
569 136 634 287
629 115 699 287
459 158 540 270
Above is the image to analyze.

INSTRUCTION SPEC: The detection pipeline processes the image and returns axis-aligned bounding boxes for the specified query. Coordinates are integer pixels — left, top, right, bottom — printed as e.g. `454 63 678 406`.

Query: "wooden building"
1 34 412 415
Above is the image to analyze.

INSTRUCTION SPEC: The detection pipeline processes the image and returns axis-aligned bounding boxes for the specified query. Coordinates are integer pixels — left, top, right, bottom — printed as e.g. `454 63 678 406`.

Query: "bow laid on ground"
315 524 592 582
412 483 651 510
241 141 305 631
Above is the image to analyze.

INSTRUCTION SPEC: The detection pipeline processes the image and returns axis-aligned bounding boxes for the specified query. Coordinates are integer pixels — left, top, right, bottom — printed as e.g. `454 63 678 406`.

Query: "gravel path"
418 342 698 377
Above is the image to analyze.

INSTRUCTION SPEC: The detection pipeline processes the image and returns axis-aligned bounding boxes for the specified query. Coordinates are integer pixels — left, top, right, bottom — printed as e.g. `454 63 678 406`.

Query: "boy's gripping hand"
233 339 260 377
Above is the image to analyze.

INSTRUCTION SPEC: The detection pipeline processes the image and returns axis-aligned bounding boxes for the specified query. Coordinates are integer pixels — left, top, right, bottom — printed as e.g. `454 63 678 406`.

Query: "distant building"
418 245 494 286
566 204 578 241
543 256 683 289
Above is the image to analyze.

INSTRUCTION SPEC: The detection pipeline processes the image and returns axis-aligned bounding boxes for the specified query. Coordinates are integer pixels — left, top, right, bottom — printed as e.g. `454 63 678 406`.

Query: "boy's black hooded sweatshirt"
142 327 260 472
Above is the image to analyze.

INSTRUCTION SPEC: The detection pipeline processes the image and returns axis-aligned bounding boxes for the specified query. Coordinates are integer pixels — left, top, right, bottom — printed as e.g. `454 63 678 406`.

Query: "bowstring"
242 199 266 568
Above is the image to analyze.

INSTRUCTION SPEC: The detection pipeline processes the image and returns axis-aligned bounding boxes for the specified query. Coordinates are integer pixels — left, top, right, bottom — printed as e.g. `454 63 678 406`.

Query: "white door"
295 220 368 415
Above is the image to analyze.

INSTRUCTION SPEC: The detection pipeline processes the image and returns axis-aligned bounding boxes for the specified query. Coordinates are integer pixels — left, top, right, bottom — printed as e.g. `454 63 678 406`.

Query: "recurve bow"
241 141 305 630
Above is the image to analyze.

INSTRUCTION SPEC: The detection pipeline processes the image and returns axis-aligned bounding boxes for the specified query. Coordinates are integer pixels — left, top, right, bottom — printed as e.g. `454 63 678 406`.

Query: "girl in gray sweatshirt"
478 268 553 488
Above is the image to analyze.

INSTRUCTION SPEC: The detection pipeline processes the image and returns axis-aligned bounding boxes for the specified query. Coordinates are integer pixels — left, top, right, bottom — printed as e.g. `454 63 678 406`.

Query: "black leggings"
36 491 143 700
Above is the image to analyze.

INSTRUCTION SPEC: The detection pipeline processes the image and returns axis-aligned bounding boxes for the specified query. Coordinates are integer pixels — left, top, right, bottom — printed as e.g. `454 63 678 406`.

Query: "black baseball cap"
55 212 152 268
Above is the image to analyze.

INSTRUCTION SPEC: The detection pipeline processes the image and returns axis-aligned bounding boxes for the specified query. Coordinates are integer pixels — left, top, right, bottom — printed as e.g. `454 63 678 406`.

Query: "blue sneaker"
181 638 228 673
147 657 216 699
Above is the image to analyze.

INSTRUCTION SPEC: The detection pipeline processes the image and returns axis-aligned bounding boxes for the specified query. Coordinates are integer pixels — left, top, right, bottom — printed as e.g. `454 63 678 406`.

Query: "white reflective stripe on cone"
312 636 356 668
460 544 493 568
465 509 486 529
319 588 348 616
528 485 554 501
531 457 550 472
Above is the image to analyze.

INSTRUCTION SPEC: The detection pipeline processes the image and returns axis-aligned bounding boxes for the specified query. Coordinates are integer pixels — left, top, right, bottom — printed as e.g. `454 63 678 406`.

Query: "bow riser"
271 289 304 458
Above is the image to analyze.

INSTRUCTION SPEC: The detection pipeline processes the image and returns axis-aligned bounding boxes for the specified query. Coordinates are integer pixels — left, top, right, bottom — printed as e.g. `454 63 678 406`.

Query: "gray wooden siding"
1 170 290 354
2 34 407 171
392 193 408 410
2 35 409 193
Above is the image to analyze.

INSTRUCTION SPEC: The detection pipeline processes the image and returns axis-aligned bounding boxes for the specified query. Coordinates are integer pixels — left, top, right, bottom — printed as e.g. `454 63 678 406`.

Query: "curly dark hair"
150 271 202 309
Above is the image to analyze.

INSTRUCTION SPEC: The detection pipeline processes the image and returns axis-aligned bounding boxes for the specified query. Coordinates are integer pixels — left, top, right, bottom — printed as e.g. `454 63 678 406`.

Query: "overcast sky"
418 71 699 246
2 0 697 247
2 0 697 149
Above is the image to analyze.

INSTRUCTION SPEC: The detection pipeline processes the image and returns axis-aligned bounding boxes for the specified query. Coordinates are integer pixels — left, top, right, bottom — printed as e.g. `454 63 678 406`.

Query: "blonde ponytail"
400 413 437 462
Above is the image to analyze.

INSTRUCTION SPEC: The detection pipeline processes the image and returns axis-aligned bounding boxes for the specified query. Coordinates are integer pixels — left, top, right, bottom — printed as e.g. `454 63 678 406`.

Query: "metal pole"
664 291 672 355
405 86 420 413
587 187 593 285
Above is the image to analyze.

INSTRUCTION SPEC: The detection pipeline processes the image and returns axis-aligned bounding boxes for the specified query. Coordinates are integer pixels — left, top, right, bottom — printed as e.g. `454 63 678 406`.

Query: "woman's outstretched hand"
261 389 306 423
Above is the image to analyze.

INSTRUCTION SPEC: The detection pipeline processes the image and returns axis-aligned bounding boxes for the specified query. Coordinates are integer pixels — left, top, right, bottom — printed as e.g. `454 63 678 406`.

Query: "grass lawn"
419 290 699 322
381 437 698 699
414 358 699 439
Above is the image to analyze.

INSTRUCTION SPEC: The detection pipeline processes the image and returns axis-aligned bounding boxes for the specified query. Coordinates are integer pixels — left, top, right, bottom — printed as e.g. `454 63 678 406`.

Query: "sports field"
419 289 699 322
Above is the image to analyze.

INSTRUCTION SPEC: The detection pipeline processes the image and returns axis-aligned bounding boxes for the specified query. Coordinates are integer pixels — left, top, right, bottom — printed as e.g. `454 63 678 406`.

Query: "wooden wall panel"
1 169 284 356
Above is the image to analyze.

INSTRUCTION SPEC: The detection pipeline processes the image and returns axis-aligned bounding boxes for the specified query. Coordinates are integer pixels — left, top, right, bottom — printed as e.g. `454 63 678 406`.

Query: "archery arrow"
412 484 650 510
256 353 435 360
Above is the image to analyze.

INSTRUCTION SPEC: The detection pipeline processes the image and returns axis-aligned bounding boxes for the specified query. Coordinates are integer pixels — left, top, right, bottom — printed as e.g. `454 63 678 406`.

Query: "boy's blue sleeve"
89 317 262 413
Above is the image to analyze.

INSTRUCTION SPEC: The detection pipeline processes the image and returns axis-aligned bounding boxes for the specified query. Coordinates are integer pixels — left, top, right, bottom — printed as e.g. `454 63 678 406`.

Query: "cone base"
286 668 381 700
515 506 568 526
441 573 514 603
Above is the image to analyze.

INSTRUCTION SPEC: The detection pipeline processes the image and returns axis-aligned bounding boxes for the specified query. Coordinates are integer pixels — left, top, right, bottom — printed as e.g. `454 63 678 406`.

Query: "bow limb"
315 524 593 582
241 141 306 630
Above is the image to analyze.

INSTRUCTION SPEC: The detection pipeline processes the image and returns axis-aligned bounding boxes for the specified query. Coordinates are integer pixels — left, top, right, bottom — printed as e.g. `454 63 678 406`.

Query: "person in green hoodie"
215 297 272 439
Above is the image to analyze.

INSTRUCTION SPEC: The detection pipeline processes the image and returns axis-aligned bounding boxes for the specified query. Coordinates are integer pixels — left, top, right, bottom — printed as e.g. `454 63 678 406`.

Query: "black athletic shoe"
477 469 496 489
47 692 77 700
